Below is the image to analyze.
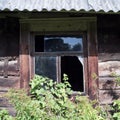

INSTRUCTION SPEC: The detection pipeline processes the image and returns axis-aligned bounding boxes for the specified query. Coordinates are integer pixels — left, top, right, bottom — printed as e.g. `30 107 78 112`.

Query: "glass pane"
35 56 56 81
44 36 83 52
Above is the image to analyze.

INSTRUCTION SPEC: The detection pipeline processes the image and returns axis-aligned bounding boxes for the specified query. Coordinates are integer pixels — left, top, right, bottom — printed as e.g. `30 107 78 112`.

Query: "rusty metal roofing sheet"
0 0 120 12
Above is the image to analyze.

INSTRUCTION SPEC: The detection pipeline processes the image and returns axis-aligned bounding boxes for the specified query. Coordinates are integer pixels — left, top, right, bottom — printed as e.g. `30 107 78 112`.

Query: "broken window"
34 35 84 92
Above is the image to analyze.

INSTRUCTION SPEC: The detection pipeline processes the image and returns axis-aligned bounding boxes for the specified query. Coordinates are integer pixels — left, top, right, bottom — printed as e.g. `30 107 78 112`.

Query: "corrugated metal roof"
0 0 120 12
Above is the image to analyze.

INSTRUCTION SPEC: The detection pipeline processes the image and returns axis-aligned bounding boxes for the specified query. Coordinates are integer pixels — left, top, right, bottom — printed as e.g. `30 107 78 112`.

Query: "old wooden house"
0 0 120 110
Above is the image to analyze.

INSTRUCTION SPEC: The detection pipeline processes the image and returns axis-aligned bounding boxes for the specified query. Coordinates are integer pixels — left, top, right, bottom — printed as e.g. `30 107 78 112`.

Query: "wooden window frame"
31 33 87 93
20 17 98 100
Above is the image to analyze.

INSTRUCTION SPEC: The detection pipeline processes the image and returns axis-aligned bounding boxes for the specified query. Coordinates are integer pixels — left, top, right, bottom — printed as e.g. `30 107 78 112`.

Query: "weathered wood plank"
99 77 120 90
99 61 120 77
98 53 120 77
20 23 30 89
0 60 19 76
20 17 96 32
87 21 98 100
83 35 89 94
0 98 12 107
30 21 86 32
99 53 120 62
0 76 20 89
8 60 19 76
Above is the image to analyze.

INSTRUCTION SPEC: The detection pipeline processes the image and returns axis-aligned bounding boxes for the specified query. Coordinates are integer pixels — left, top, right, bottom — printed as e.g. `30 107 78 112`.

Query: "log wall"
0 14 120 105
98 15 120 104
0 18 20 91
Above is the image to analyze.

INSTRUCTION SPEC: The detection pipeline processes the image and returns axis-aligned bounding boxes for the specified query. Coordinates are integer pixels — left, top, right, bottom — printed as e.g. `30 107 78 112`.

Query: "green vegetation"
111 72 120 86
112 100 120 120
0 74 120 120
0 109 13 120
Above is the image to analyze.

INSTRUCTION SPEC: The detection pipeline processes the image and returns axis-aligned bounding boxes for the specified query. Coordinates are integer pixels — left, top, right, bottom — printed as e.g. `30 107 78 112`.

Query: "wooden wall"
0 17 20 92
97 15 120 104
0 13 120 105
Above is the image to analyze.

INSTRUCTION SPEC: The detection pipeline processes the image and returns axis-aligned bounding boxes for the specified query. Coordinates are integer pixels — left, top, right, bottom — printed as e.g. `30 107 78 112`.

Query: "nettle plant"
5 74 106 120
29 74 105 120
108 72 120 120
0 109 13 120
112 73 120 120
112 100 120 120
111 72 120 86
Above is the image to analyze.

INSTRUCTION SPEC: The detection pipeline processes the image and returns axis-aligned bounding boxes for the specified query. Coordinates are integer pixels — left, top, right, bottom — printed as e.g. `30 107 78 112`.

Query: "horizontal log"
20 18 94 32
99 61 120 77
8 60 19 76
0 76 20 89
99 77 120 90
98 53 120 62
0 56 18 61
0 60 19 76
0 98 12 107
99 90 120 104
31 22 86 32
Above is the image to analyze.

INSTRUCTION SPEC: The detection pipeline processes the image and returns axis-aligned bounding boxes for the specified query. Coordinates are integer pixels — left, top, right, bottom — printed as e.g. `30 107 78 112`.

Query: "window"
33 34 85 92
35 36 82 52
20 17 98 99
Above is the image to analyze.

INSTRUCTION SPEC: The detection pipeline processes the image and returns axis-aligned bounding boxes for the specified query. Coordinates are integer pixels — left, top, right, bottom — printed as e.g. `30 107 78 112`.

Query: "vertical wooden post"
87 21 99 100
20 23 30 89
4 58 8 78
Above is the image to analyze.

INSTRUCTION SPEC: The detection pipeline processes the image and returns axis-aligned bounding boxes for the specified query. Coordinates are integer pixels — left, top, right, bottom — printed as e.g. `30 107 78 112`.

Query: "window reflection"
35 36 83 52
45 37 82 52
35 56 56 81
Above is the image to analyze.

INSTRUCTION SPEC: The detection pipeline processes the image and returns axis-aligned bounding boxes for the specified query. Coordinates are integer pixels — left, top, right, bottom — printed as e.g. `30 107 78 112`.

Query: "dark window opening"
35 36 44 52
61 56 84 92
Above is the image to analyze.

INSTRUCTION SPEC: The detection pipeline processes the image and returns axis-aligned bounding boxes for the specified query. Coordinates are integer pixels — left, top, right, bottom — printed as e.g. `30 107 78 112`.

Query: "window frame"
20 17 98 99
30 32 88 94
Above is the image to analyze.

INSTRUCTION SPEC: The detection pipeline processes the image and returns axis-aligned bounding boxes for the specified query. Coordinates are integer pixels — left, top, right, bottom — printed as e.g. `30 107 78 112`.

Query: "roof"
0 0 120 13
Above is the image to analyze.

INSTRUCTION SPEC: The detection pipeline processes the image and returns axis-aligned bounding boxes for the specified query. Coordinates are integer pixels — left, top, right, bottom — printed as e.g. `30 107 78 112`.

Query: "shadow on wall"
0 17 19 57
